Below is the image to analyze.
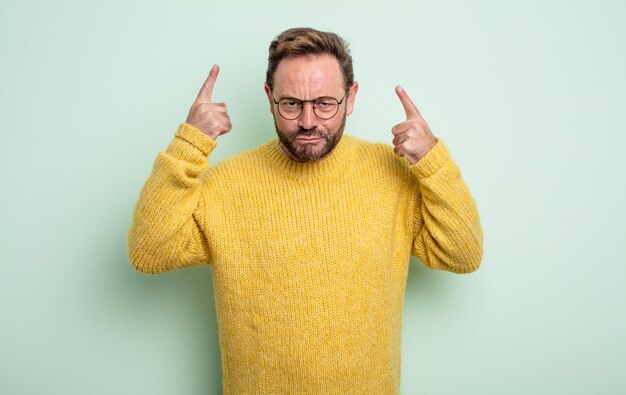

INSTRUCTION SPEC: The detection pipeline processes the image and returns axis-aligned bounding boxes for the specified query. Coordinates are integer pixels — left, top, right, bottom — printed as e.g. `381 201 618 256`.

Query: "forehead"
272 54 344 96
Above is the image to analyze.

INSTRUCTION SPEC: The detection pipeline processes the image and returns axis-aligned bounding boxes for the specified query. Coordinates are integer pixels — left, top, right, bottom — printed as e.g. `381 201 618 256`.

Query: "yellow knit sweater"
128 123 482 394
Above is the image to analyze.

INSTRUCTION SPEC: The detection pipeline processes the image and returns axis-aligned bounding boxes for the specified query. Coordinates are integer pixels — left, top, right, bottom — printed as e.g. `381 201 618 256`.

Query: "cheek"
276 117 298 132
320 118 340 132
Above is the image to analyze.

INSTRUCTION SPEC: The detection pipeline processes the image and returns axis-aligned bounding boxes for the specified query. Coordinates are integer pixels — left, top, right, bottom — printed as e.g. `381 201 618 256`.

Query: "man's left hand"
392 86 437 164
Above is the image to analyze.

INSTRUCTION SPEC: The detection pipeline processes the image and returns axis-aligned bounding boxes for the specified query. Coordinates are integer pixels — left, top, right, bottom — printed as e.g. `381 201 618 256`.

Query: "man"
129 27 482 394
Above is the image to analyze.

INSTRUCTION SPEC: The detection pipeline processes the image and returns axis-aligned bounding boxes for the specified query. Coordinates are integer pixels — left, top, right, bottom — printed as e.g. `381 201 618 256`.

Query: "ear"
264 83 275 115
346 82 359 116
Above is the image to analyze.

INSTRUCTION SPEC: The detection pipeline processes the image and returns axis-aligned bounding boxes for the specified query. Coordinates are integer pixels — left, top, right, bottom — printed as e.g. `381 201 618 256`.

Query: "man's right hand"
186 64 232 140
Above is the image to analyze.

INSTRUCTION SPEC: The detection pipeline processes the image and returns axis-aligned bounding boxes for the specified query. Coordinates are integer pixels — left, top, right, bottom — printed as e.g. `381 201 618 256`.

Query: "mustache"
295 128 323 137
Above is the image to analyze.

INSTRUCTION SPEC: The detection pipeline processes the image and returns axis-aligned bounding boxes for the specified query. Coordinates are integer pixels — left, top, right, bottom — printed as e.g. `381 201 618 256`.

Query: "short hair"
266 27 354 90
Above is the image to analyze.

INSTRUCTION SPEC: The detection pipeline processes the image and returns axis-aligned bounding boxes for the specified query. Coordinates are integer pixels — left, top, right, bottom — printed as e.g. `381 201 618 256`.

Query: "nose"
298 102 318 130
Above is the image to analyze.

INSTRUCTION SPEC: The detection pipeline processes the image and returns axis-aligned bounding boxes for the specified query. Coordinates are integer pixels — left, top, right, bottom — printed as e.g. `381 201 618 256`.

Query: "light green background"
1 0 625 394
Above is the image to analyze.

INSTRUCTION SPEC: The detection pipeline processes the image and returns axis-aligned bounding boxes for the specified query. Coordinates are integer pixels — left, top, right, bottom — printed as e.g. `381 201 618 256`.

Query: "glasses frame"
271 89 349 120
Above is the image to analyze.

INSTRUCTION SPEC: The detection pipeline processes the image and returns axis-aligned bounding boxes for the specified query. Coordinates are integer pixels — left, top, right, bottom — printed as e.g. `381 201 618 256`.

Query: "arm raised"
391 86 482 273
128 66 231 274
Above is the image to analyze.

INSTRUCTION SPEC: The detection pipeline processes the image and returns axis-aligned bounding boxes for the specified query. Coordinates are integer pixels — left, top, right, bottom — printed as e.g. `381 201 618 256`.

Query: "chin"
294 140 333 162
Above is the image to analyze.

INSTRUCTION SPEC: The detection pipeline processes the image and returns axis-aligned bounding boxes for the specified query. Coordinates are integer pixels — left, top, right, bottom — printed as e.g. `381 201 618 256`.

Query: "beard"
274 112 347 163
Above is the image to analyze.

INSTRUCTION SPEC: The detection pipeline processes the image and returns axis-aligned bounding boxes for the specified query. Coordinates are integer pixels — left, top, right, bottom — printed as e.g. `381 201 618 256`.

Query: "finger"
221 120 233 135
195 102 228 114
391 122 409 136
214 102 228 113
393 144 404 157
196 64 220 103
392 133 410 147
395 86 421 120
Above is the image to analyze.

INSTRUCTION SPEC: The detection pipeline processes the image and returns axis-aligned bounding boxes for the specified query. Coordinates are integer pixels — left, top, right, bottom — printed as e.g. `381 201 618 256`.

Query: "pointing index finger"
195 64 220 103
395 85 421 120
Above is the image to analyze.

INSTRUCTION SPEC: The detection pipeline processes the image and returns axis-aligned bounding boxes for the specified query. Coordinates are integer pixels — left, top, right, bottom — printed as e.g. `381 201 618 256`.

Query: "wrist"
176 123 218 156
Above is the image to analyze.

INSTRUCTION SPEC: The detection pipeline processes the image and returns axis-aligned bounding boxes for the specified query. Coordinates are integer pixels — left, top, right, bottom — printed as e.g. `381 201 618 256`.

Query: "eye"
281 99 301 109
315 98 338 110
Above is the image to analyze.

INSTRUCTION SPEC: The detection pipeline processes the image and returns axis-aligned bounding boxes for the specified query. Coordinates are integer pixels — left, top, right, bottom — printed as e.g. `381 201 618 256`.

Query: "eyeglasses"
271 90 349 120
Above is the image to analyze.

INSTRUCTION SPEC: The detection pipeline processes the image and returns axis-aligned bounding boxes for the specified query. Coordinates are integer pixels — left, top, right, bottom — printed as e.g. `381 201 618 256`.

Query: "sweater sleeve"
128 123 216 274
409 140 483 273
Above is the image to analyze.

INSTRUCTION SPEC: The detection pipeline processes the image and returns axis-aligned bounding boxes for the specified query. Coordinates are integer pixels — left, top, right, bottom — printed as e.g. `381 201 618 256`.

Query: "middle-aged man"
129 27 483 394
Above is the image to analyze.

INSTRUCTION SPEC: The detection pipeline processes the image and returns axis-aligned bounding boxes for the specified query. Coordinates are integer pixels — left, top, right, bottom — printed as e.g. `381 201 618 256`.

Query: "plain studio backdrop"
1 1 624 394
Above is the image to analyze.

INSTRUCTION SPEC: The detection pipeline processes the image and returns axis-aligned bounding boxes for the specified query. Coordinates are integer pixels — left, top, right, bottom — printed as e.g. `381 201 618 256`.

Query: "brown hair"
266 27 354 90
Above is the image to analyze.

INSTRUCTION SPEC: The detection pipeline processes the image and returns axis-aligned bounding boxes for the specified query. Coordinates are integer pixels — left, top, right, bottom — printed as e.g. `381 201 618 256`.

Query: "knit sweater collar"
264 134 356 179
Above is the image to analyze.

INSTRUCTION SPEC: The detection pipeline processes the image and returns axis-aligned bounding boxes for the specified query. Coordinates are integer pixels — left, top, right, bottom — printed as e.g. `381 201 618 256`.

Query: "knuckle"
209 118 220 129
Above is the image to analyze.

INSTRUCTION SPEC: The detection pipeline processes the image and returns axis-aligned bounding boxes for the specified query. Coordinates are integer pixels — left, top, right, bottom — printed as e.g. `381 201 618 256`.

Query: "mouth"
295 135 322 144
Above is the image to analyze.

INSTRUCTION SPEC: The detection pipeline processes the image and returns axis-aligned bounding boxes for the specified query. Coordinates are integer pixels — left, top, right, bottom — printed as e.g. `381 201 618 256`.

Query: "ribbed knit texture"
128 123 483 394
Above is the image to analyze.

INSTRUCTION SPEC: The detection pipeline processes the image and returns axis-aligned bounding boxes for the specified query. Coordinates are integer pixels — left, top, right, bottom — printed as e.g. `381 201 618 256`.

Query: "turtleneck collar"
263 134 357 179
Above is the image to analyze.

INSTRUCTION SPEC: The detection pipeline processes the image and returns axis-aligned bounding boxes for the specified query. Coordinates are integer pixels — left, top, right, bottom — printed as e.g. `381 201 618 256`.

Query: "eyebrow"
274 93 341 100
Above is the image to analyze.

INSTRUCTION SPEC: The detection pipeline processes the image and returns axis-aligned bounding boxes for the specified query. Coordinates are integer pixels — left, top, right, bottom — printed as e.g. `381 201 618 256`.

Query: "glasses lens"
313 98 339 119
278 99 302 120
